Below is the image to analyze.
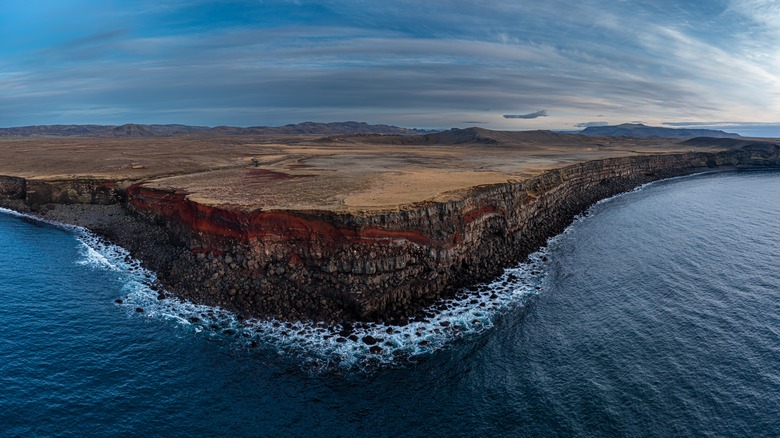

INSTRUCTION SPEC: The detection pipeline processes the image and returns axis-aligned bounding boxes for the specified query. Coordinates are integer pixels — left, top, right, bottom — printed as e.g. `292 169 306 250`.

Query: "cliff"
1 144 778 323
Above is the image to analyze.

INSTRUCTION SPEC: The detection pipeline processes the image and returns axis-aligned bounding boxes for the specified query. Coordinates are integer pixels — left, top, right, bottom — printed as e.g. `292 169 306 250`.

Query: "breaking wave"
77 228 550 372
2 207 550 372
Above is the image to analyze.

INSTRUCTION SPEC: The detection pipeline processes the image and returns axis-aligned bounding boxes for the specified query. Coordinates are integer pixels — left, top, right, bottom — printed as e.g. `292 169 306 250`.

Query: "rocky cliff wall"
120 147 779 322
1 145 778 323
0 177 126 206
0 176 26 200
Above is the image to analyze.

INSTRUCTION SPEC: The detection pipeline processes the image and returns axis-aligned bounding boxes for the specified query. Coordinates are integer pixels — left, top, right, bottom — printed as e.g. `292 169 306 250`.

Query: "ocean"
1 170 779 437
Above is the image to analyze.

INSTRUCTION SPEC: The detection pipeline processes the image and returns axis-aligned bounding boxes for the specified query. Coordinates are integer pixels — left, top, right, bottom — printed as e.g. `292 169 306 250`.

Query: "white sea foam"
0 207 81 232
77 240 119 270
70 224 550 371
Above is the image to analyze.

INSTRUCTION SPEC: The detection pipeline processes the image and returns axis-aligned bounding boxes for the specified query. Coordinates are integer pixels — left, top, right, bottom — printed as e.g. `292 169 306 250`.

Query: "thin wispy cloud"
664 121 780 127
575 122 609 128
729 0 780 32
0 0 778 135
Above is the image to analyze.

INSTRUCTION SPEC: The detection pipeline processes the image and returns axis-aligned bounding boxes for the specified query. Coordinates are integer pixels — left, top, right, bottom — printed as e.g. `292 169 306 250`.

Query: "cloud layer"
504 111 548 119
1 0 778 135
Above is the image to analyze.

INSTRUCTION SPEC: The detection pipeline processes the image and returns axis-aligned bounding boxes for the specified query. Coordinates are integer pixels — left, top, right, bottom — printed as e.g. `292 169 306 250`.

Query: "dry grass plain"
0 131 727 213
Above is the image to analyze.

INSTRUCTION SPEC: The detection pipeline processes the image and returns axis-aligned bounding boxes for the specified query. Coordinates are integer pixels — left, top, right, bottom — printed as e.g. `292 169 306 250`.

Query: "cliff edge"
0 134 777 322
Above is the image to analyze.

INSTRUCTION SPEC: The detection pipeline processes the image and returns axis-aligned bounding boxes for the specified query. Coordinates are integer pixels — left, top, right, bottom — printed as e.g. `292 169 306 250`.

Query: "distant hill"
0 124 209 137
104 124 155 137
0 125 109 136
0 121 430 137
681 137 779 150
322 127 578 145
242 121 428 135
417 127 574 144
579 123 741 139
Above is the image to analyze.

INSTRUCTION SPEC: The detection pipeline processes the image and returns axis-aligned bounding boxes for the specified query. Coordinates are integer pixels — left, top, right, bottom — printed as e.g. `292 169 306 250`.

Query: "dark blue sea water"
2 170 779 437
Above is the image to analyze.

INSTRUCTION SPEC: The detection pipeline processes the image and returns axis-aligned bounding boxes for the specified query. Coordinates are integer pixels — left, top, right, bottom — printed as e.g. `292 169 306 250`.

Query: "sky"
2 0 779 135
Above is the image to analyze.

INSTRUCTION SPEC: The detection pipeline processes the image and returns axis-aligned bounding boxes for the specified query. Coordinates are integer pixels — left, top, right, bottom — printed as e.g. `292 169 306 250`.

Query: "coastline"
1 145 779 323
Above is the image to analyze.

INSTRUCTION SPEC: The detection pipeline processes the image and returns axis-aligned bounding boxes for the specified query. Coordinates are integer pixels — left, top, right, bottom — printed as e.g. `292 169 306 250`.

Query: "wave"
76 225 549 372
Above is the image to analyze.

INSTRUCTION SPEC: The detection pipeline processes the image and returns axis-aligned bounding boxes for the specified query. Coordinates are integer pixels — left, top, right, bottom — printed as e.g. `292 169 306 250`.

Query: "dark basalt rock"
1 145 778 323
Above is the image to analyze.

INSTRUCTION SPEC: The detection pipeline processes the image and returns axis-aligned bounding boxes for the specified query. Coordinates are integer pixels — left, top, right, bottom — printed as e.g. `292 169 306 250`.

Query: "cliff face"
0 176 26 200
0 177 125 206
121 148 778 322
1 146 778 322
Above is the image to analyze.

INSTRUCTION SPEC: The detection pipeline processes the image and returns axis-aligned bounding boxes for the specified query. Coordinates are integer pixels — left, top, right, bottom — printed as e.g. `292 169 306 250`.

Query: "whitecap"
76 239 119 270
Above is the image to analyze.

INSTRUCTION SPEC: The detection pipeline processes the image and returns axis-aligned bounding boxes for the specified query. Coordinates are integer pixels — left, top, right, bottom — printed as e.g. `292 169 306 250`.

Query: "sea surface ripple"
1 170 779 437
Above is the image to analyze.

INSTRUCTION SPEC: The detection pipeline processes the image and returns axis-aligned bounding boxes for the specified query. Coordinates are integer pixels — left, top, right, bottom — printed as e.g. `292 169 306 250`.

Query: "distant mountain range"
0 124 199 137
324 125 754 147
321 127 596 146
0 122 744 140
578 123 741 139
0 122 433 137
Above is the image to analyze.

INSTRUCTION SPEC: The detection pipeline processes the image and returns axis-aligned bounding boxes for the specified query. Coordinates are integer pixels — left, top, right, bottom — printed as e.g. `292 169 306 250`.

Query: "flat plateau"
1 130 776 322
0 130 725 213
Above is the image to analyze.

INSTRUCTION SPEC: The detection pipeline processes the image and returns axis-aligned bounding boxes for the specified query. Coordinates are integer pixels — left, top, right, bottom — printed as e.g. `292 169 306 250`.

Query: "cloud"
574 121 609 128
0 17 764 128
462 121 488 124
728 0 780 32
54 29 128 51
1 0 780 131
503 110 548 119
663 121 780 127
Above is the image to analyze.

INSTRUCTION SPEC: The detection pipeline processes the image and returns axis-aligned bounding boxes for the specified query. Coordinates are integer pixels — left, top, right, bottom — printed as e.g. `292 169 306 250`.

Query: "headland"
1 126 778 323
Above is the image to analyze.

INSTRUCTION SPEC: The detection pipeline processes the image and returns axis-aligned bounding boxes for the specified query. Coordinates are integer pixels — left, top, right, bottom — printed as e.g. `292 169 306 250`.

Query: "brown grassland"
0 131 727 213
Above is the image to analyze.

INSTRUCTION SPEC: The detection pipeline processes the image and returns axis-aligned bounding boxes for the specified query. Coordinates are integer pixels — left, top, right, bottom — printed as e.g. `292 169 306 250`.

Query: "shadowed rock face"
1 144 778 323
0 178 124 205
0 176 25 200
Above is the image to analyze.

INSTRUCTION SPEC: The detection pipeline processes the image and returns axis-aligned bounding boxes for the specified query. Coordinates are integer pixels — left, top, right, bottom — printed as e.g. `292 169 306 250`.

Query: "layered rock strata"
1 145 778 323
